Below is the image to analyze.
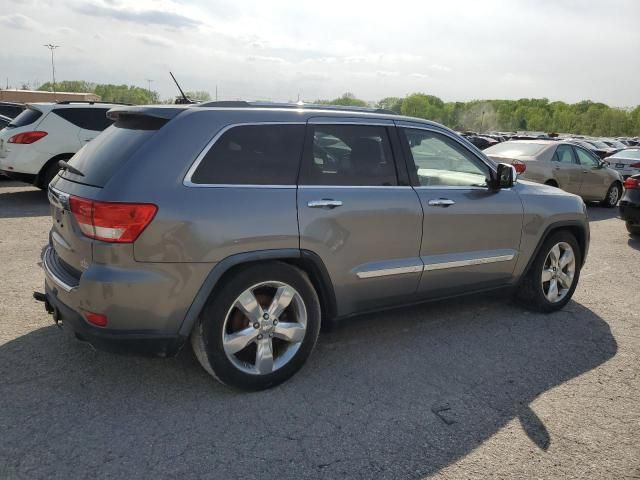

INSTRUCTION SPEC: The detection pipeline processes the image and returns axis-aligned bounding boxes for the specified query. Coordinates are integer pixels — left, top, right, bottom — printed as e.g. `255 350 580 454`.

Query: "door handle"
308 199 343 209
428 198 456 207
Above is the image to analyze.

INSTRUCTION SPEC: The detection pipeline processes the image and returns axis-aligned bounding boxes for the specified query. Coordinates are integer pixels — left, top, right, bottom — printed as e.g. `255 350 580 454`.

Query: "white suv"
0 101 124 188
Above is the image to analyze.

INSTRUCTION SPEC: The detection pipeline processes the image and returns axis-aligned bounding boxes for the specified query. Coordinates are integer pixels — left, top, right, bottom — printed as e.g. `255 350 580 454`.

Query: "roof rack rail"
197 101 398 115
55 100 133 106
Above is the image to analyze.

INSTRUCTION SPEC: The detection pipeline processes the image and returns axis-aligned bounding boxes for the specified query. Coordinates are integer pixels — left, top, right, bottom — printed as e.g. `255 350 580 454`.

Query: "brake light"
8 131 48 144
630 162 640 168
512 160 527 174
623 177 640 190
69 196 157 243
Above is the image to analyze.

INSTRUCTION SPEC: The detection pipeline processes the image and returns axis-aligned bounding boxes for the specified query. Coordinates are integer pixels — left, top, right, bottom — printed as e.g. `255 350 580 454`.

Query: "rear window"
8 108 43 128
61 117 165 187
52 108 113 131
190 124 305 185
0 104 24 119
484 142 547 157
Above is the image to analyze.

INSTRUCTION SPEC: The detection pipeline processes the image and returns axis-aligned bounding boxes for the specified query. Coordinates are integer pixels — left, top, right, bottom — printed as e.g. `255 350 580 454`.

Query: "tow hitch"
33 291 62 327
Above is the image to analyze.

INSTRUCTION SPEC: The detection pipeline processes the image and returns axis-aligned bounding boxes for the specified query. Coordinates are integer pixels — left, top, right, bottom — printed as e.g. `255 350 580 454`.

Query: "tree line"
322 93 640 137
37 82 639 136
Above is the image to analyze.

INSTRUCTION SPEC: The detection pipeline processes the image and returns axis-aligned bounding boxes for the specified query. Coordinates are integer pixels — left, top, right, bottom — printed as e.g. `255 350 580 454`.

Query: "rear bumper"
44 283 186 356
619 199 640 225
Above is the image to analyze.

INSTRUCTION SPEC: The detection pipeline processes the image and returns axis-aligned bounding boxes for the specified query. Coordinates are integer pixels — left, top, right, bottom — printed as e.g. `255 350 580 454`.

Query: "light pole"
146 78 153 100
43 44 59 93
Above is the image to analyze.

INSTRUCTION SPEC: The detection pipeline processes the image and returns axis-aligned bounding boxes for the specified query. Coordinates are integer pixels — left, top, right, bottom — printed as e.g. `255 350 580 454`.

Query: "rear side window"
8 108 42 128
61 119 165 187
300 124 397 186
190 124 305 185
52 108 113 131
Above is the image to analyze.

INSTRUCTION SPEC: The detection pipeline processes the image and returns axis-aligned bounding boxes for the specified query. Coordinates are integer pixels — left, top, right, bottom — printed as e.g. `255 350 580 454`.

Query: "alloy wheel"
222 281 307 375
541 242 576 303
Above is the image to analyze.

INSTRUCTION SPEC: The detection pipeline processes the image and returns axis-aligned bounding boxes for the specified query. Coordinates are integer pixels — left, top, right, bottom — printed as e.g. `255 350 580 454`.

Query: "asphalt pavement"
0 180 638 479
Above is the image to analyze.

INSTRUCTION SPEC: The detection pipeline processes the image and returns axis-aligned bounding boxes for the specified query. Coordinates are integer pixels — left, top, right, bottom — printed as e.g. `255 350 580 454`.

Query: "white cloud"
0 13 41 30
430 64 452 73
131 33 174 48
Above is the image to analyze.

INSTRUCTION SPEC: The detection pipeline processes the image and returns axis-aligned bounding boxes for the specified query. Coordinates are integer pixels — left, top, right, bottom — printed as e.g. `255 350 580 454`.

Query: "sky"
0 0 639 107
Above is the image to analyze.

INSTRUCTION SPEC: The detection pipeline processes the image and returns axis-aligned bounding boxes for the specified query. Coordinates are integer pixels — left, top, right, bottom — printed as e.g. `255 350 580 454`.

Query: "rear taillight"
69 196 157 243
512 160 527 174
630 162 640 168
623 177 640 190
8 131 48 144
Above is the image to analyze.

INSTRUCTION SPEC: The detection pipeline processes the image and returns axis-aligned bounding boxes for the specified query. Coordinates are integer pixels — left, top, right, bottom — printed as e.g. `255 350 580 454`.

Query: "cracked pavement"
0 180 639 479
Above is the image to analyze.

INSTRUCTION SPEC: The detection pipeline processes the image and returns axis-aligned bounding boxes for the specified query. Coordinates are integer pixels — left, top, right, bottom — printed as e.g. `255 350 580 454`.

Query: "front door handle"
428 198 455 207
308 199 343 209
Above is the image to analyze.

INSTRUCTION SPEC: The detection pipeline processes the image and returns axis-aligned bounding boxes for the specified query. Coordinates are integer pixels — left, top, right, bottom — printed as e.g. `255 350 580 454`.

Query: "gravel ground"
0 179 639 480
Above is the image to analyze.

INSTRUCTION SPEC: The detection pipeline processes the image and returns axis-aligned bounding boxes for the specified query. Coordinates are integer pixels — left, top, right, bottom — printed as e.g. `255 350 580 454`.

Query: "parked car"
0 101 25 119
566 139 611 159
39 102 590 390
620 175 640 236
0 101 124 188
484 140 623 207
0 114 10 130
605 148 640 178
601 138 628 151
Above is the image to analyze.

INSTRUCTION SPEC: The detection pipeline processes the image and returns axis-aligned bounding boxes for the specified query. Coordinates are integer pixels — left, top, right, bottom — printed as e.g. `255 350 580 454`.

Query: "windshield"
7 108 43 129
484 142 547 157
610 149 640 160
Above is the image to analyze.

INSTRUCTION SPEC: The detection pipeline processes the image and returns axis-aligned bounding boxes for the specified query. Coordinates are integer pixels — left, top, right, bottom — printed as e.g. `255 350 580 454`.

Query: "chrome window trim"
423 254 515 271
43 246 77 293
183 122 306 188
299 185 412 190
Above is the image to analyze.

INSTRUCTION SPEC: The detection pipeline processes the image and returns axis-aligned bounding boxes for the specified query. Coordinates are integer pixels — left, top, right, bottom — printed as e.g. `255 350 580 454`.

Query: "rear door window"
190 124 305 185
52 108 113 131
300 124 398 186
552 144 576 163
7 108 43 128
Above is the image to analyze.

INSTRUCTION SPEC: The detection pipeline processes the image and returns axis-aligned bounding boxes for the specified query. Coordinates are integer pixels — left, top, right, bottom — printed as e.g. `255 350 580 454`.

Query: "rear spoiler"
106 105 189 122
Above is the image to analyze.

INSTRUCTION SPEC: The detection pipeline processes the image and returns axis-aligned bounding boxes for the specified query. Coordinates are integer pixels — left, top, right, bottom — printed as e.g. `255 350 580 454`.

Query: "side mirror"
490 163 516 190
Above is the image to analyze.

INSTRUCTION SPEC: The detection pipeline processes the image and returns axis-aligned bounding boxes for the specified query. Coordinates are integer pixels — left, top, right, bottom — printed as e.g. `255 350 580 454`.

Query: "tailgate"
47 185 93 275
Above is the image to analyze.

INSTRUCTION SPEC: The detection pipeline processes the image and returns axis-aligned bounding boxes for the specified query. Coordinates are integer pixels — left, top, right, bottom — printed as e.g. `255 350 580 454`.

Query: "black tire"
627 222 640 236
191 262 321 391
37 160 62 190
601 182 622 208
517 230 582 313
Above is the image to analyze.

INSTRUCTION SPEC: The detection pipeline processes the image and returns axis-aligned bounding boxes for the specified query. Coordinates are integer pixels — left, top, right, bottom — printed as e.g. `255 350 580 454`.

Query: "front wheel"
601 182 622 208
191 262 321 390
517 231 582 313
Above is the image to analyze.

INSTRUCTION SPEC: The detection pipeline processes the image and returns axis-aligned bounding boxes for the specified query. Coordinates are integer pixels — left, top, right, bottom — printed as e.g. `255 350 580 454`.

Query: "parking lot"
0 179 639 479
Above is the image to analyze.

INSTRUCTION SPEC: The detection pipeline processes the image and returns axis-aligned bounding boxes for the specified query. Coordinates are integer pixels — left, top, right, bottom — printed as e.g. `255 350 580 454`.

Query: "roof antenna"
169 71 195 104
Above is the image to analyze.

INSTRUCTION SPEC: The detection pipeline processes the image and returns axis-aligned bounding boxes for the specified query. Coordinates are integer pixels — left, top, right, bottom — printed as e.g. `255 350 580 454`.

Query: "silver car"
39 103 590 390
606 148 640 179
484 140 624 207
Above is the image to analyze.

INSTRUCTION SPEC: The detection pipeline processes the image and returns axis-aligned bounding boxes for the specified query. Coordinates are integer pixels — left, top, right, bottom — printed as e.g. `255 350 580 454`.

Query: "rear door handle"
428 198 455 207
308 199 343 209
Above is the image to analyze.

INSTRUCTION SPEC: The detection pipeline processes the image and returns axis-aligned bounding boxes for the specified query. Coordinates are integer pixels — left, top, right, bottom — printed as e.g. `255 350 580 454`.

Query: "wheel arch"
178 249 337 337
520 220 589 281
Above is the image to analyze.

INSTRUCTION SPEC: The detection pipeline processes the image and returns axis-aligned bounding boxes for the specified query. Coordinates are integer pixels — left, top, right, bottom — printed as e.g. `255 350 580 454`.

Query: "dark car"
567 139 611 159
0 102 25 119
620 175 640 236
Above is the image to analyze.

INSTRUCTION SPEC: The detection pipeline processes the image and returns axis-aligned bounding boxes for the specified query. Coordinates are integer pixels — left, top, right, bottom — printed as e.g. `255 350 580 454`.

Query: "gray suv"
40 102 590 390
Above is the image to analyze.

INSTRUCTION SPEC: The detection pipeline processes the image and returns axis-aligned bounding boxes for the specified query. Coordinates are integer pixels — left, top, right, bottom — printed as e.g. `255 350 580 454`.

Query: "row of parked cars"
0 98 638 390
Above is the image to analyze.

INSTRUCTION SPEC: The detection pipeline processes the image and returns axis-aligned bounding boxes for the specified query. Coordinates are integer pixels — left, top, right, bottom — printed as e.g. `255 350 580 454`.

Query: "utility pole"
43 44 59 93
215 84 218 101
145 78 153 99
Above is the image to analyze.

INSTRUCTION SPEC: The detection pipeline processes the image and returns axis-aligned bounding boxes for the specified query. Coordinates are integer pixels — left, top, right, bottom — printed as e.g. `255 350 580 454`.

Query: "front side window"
300 124 397 186
574 147 600 167
553 144 575 164
402 129 489 187
191 124 305 185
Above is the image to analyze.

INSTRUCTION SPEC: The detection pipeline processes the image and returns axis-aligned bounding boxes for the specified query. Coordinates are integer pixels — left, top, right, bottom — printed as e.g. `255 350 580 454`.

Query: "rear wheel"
191 262 321 390
517 231 582 313
627 221 640 236
544 180 559 188
601 182 622 207
37 160 63 190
